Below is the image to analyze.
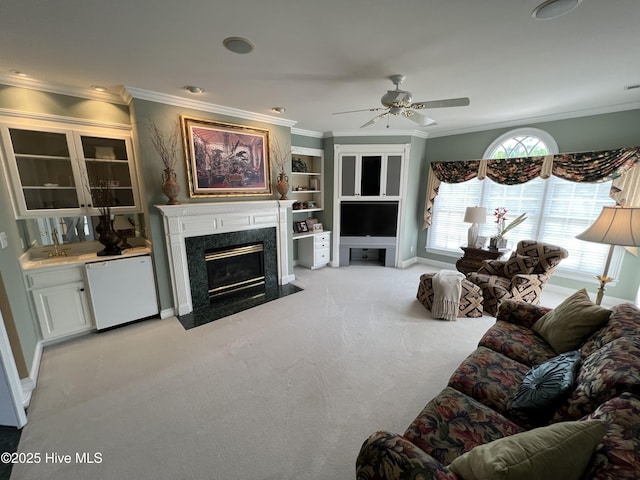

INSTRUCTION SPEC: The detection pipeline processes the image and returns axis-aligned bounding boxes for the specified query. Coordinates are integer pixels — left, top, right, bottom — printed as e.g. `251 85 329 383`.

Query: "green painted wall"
0 85 131 376
0 85 130 125
130 98 293 312
418 108 640 301
291 133 323 150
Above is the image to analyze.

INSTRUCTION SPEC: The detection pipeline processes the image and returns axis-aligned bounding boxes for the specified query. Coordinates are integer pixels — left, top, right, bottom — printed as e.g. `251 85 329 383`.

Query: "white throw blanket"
431 270 465 321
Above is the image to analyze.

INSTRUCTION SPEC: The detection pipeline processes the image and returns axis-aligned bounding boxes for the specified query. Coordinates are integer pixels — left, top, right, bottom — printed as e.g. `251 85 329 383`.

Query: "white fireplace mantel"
156 200 295 316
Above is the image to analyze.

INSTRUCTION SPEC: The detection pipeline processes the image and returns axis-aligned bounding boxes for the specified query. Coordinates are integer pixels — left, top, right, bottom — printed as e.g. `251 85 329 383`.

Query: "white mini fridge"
85 255 159 330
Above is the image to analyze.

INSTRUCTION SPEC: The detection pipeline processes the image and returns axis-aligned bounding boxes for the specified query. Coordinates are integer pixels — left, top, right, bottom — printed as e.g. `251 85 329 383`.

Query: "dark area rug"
177 283 303 330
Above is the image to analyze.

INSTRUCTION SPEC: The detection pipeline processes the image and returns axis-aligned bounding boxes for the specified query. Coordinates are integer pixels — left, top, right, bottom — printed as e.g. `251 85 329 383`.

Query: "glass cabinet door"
385 155 402 197
341 155 357 197
78 136 136 209
8 128 81 211
360 155 382 196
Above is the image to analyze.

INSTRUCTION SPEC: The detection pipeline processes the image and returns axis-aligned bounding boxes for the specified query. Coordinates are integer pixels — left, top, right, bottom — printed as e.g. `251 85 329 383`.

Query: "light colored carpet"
12 264 565 480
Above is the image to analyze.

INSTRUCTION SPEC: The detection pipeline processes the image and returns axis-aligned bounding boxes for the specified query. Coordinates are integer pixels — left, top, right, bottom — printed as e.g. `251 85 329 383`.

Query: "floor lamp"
464 207 487 248
575 205 640 305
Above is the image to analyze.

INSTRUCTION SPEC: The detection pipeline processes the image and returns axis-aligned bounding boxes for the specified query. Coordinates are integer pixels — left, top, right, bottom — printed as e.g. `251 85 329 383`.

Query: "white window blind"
428 177 615 277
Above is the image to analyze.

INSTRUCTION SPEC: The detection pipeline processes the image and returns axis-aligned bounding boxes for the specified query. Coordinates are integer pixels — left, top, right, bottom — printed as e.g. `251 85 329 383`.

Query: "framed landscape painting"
182 116 272 197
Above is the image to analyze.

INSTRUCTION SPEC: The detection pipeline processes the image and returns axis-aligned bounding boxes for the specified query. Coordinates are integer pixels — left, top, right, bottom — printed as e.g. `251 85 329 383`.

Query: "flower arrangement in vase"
489 207 527 250
148 118 181 205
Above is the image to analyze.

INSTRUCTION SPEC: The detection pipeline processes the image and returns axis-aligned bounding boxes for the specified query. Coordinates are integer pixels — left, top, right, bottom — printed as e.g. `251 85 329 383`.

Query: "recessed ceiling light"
271 107 286 114
91 85 108 93
223 36 255 54
184 85 204 94
532 0 582 20
11 70 29 77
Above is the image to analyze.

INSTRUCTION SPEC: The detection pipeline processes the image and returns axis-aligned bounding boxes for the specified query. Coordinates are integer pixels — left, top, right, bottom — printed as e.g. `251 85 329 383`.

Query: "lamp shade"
464 207 487 224
576 206 640 246
113 215 133 231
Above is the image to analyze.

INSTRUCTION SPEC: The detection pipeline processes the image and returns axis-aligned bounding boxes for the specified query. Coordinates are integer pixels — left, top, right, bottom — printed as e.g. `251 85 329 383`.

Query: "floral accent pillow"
510 350 581 410
503 255 539 279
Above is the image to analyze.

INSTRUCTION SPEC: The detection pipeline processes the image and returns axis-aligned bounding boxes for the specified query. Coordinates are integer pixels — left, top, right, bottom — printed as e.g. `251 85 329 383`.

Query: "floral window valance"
424 146 640 228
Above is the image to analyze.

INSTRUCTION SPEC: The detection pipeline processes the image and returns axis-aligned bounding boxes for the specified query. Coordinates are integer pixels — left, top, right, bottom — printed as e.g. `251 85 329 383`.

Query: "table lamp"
576 205 640 305
464 206 487 248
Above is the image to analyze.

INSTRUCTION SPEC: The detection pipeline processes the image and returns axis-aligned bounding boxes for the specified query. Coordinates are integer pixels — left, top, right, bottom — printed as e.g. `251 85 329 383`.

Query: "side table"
455 246 505 275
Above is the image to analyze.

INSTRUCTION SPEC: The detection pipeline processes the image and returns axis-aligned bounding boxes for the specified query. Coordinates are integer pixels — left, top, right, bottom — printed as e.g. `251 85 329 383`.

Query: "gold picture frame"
182 116 272 197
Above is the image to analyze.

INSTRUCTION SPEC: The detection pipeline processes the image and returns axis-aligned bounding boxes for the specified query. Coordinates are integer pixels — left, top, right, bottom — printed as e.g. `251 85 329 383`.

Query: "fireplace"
205 242 265 300
184 227 278 313
157 200 296 317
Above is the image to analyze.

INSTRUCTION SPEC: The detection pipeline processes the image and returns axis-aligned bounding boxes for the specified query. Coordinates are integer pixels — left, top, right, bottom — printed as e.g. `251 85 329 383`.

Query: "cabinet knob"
80 288 85 292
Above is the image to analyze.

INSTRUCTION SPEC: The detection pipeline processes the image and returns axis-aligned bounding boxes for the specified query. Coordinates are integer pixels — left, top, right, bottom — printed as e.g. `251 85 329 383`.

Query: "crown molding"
327 128 429 139
0 107 131 131
427 101 640 138
291 127 323 138
124 86 298 128
0 74 127 105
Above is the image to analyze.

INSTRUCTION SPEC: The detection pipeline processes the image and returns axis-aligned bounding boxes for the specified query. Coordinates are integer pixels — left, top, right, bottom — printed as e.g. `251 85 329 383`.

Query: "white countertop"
20 240 152 271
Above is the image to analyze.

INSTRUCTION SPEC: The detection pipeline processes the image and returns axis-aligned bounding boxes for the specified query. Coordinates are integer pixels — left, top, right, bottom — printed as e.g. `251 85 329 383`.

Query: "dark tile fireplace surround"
178 227 300 329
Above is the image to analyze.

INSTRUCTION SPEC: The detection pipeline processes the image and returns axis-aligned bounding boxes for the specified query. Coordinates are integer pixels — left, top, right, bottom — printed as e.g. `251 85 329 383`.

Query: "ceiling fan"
333 74 470 128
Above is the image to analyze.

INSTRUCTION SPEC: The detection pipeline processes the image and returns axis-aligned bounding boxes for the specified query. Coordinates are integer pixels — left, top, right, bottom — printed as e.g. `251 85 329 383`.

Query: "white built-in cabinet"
296 231 331 269
0 120 141 219
337 147 404 200
25 265 94 341
333 144 410 268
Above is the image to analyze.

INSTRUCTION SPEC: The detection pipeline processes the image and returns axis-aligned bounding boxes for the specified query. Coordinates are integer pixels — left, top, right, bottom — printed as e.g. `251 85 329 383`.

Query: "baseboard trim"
399 257 418 268
21 340 43 408
160 307 175 319
281 273 296 284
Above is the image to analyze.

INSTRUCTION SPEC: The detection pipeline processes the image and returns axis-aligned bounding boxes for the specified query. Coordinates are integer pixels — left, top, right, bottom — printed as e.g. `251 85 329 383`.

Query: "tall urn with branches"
272 137 291 200
149 119 181 205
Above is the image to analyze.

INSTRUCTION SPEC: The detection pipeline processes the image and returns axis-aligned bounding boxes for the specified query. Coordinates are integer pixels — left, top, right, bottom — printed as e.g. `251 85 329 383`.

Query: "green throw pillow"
448 420 606 480
532 289 611 353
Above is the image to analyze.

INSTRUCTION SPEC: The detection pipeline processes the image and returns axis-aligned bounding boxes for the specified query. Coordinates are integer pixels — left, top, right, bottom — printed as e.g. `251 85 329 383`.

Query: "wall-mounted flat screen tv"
340 201 399 237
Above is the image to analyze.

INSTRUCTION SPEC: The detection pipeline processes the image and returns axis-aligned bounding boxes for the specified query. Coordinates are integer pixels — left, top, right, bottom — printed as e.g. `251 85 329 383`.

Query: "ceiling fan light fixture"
223 36 255 54
91 85 108 93
532 0 582 20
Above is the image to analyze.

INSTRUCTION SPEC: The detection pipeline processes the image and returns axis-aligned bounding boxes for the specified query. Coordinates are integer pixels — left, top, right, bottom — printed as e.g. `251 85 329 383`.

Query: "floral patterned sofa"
356 294 640 480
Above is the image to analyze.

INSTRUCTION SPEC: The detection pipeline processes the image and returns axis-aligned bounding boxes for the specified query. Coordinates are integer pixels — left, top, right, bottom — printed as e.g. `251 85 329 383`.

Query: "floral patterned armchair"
467 240 569 316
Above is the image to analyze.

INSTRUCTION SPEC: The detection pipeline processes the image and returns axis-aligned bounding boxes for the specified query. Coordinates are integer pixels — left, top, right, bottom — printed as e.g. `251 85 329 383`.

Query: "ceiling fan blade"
361 112 389 128
402 110 437 127
332 107 386 115
411 97 470 109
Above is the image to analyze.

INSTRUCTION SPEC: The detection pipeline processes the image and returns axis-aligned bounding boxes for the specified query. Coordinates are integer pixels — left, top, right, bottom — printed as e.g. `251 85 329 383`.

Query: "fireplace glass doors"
205 242 265 301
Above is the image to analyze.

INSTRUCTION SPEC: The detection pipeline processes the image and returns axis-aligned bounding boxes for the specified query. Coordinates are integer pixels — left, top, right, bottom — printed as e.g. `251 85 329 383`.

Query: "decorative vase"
96 215 122 256
489 236 508 250
276 172 289 200
162 168 181 205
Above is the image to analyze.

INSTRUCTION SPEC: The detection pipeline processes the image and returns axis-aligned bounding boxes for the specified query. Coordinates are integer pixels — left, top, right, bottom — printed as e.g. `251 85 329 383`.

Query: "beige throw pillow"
448 420 606 480
532 288 611 353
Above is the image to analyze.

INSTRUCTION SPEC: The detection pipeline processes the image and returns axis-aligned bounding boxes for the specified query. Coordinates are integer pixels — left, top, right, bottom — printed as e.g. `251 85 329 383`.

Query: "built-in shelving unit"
289 146 324 213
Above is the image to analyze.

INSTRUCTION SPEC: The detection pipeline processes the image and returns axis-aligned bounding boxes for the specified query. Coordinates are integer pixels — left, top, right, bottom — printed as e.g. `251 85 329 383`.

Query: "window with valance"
424 143 640 278
424 146 640 227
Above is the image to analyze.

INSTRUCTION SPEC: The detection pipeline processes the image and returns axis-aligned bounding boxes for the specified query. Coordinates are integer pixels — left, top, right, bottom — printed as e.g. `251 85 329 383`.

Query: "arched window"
484 128 558 158
428 128 618 279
